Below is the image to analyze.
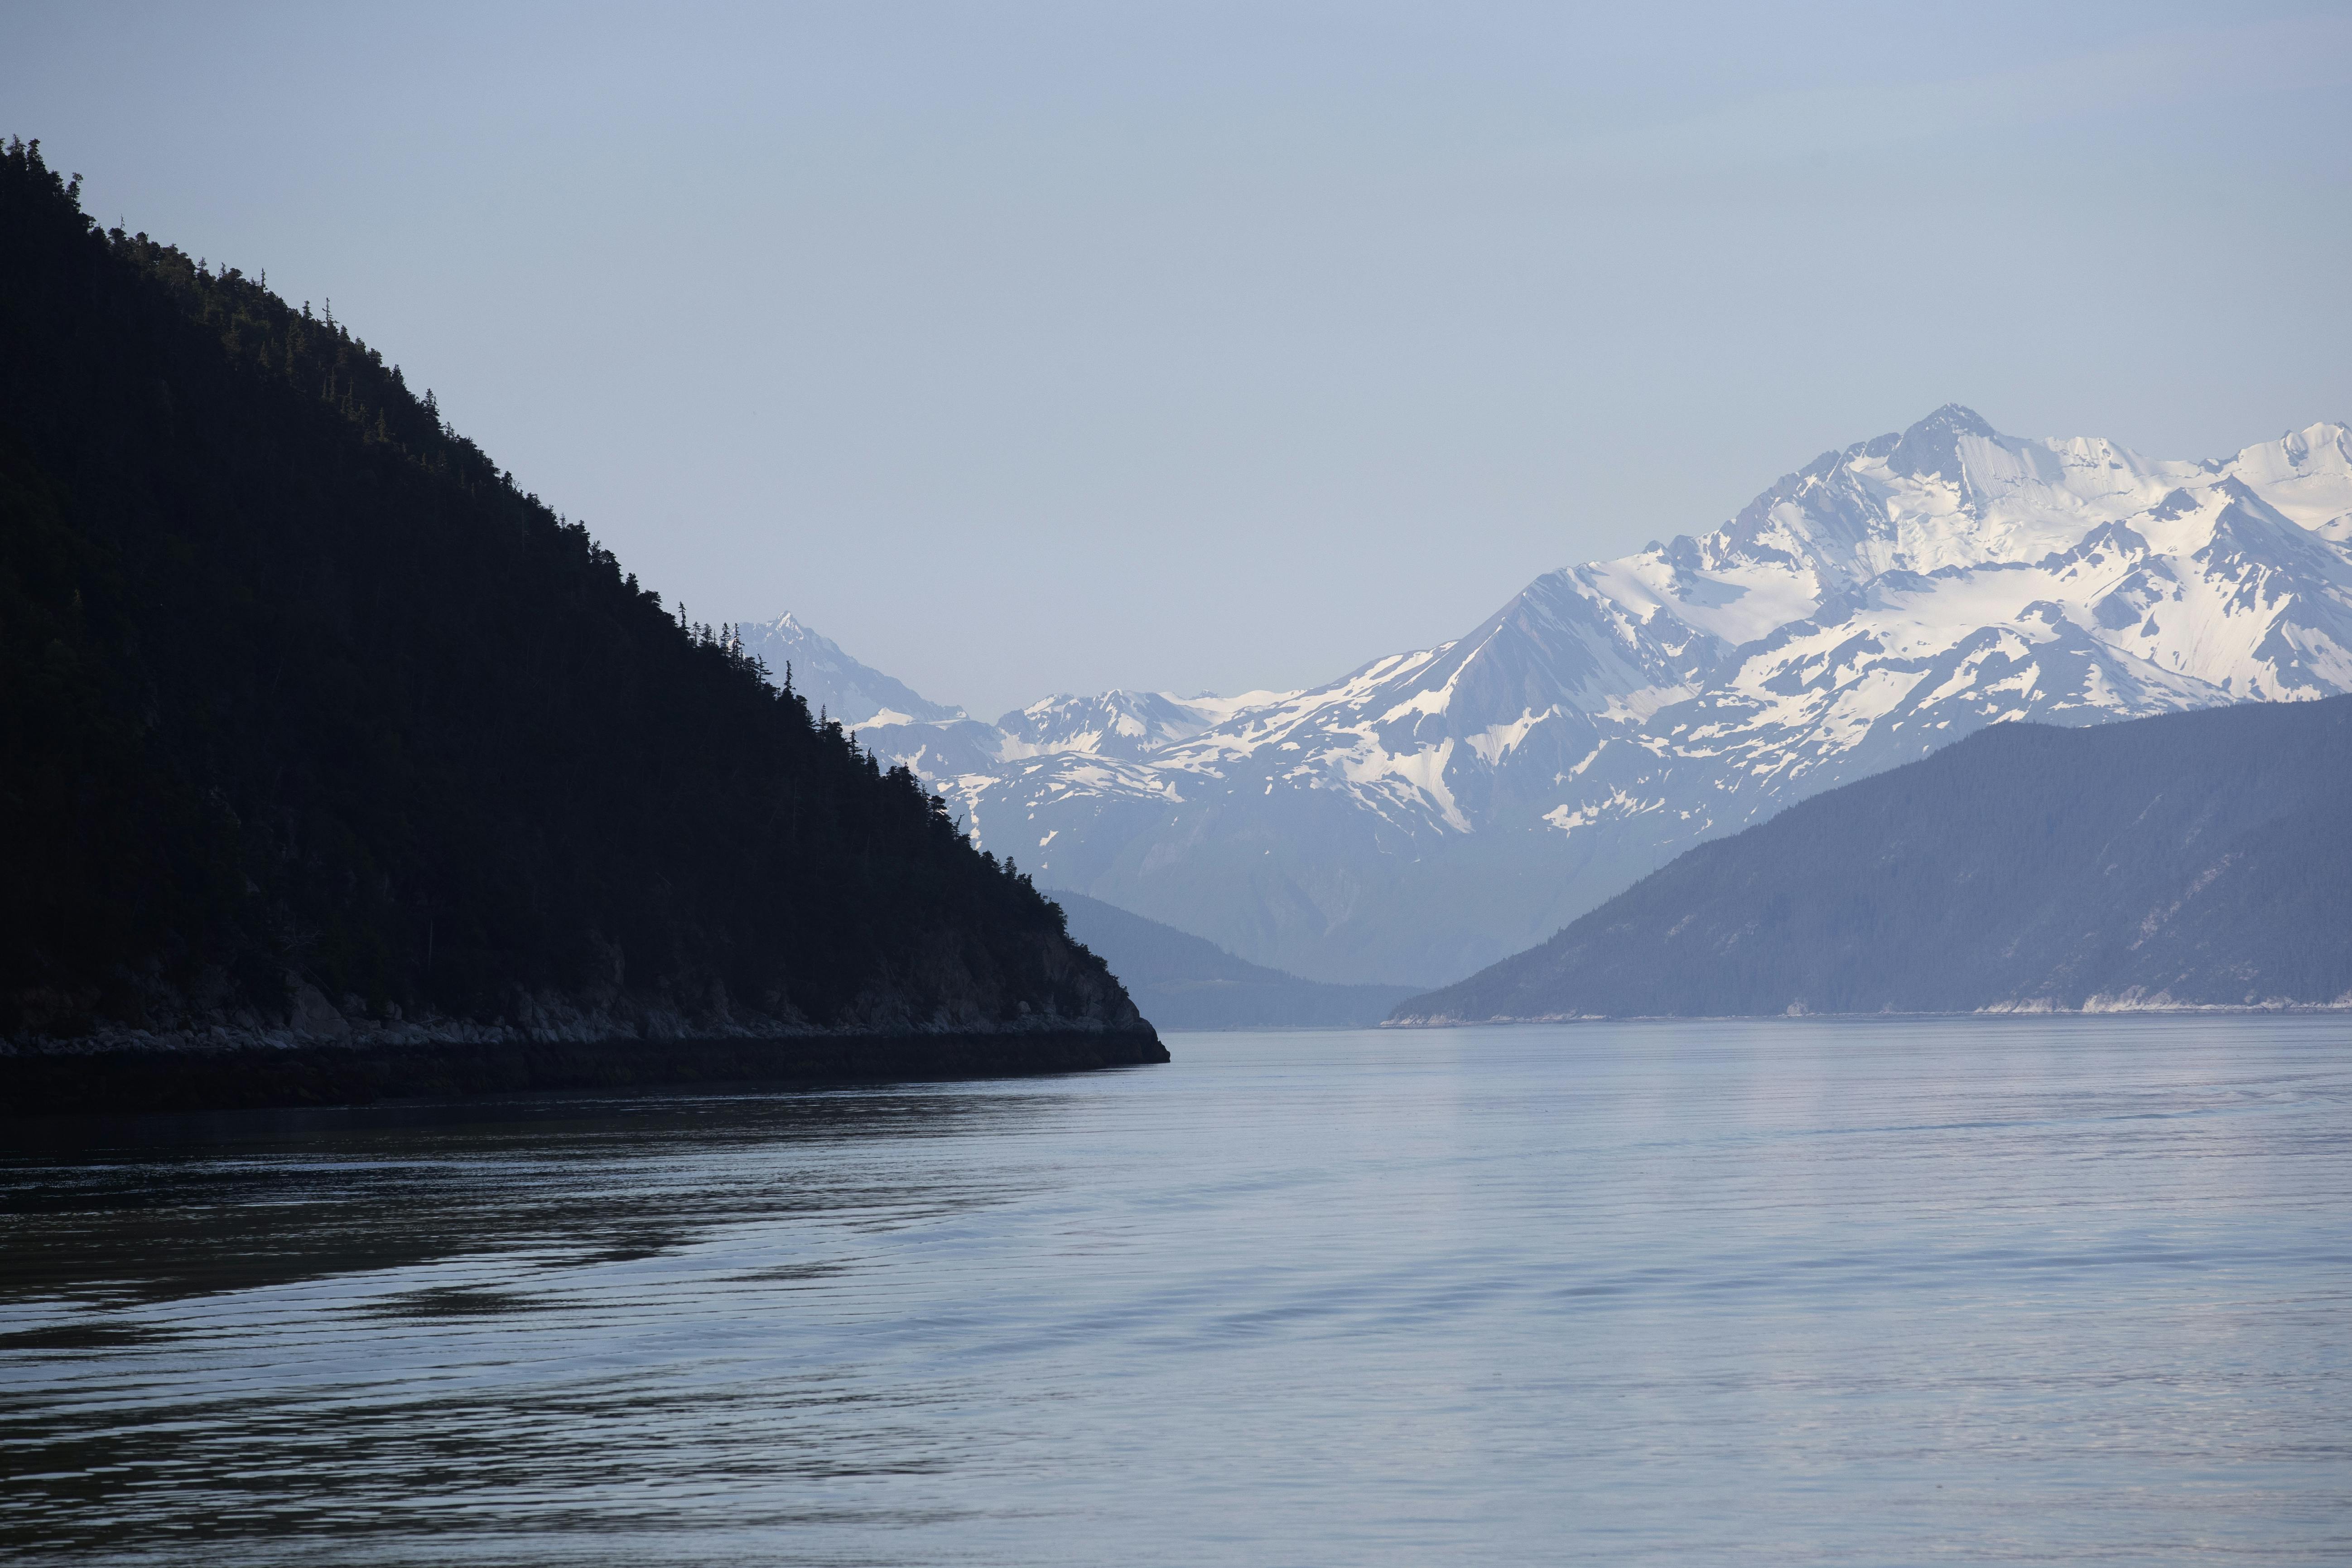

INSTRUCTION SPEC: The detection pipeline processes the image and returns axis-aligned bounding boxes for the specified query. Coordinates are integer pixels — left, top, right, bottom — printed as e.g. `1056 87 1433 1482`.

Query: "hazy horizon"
7 1 2348 715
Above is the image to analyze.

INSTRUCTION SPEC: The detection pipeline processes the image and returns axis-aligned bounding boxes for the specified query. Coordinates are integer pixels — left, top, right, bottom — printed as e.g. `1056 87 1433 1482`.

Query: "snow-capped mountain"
734 613 967 727
760 409 2352 988
998 689 1290 762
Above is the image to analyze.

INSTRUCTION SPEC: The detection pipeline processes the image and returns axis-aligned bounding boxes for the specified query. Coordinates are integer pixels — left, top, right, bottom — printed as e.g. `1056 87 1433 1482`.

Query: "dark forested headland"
0 140 1161 1110
1393 696 2352 1023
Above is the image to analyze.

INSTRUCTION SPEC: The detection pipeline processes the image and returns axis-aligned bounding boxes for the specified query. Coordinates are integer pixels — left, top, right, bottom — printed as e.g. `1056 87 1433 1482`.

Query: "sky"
6 2 2350 719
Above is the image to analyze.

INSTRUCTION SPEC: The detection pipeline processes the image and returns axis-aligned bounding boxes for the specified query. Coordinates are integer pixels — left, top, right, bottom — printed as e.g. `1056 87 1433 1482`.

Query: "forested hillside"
1393 697 2352 1021
0 139 1154 1058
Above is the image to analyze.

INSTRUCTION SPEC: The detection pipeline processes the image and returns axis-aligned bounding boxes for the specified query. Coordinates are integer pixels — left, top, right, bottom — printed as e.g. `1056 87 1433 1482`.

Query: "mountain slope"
734 613 968 726
1051 891 1415 1029
813 405 2352 987
1391 697 2352 1020
0 140 1155 1063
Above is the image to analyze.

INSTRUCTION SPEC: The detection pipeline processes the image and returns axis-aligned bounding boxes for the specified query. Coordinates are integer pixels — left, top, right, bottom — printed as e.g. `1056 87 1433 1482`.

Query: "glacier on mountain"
754 408 2352 988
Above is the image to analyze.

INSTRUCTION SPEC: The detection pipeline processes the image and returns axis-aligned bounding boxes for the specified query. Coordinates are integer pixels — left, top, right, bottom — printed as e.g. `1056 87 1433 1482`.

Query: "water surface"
4 1018 2349 1563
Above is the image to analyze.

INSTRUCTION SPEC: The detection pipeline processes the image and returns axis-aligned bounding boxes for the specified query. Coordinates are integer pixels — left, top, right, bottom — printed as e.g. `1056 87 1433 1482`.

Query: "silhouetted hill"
1051 892 1414 1029
1393 697 2352 1021
0 138 1158 1094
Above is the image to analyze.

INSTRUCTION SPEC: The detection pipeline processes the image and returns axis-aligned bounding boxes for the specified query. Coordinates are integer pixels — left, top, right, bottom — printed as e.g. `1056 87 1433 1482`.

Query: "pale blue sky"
7 2 2348 716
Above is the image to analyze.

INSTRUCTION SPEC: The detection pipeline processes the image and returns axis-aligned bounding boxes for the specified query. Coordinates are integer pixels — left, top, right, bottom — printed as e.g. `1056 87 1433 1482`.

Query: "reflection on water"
4 1018 2350 1564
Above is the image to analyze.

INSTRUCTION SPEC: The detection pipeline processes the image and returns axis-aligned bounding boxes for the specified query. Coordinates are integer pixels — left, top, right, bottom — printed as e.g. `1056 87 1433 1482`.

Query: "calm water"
3 1018 2349 1565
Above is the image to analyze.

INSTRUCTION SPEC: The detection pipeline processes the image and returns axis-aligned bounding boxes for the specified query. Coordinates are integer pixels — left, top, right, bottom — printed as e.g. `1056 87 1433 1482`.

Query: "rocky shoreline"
0 1020 1169 1117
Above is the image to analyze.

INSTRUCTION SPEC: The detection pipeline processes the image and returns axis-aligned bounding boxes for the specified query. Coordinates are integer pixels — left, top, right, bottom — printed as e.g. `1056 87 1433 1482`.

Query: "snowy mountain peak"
1000 690 1223 761
733 613 966 727
2230 420 2352 540
1880 401 2000 482
995 687 1299 762
750 409 2352 987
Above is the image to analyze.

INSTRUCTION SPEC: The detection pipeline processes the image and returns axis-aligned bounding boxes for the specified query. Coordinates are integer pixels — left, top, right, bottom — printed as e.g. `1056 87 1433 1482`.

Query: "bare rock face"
288 983 352 1043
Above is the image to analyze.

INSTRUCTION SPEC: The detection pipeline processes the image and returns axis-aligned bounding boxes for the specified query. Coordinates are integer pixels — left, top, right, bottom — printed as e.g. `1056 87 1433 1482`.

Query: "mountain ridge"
1385 696 2352 1021
1051 890 1415 1030
752 407 2352 987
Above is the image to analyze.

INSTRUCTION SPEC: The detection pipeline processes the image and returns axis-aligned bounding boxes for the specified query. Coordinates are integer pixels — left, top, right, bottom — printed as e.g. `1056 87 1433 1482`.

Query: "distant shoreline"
0 1029 1169 1117
1383 1003 2352 1027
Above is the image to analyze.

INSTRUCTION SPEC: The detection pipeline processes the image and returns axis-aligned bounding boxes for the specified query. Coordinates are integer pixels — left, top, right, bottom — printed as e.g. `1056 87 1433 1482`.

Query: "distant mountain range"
1391 697 2352 1020
1050 891 1414 1030
752 407 2352 989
